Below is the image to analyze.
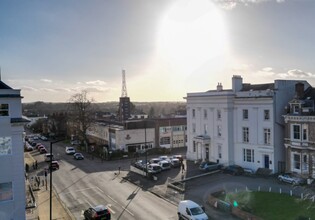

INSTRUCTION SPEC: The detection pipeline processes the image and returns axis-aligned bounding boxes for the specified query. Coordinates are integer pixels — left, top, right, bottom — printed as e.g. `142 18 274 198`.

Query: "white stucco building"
0 80 28 219
185 75 310 173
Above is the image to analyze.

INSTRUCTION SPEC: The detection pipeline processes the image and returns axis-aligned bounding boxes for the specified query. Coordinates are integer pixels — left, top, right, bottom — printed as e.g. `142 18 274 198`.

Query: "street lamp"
144 121 147 177
50 138 64 220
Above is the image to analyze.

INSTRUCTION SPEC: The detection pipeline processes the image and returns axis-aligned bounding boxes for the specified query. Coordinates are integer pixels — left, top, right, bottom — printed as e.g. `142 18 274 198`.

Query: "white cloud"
20 86 38 91
213 0 284 10
262 67 273 72
85 80 107 86
274 69 315 79
40 79 52 83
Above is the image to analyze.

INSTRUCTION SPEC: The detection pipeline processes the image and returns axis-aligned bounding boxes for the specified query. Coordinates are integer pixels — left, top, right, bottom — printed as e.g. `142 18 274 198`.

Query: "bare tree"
68 90 95 152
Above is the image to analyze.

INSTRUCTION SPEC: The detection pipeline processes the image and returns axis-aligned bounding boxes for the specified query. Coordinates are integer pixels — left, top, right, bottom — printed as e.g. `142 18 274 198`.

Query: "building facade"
284 83 315 178
0 80 28 219
186 75 310 173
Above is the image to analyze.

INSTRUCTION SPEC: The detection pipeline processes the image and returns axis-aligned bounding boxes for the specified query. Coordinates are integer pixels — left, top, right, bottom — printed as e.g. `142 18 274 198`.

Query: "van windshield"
190 206 204 215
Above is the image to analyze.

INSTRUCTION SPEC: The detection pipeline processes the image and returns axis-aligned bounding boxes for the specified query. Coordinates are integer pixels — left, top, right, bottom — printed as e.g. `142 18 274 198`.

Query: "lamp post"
49 138 64 220
144 120 147 177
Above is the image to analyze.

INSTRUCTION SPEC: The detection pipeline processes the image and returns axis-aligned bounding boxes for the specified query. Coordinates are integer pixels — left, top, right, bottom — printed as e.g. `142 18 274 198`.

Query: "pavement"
25 152 73 220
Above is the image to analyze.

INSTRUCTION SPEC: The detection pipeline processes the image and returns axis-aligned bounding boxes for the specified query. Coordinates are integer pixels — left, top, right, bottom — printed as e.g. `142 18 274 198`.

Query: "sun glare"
157 0 229 75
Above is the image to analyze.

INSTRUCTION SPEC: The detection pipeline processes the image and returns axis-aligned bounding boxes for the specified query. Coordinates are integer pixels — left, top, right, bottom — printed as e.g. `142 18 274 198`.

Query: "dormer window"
293 105 299 114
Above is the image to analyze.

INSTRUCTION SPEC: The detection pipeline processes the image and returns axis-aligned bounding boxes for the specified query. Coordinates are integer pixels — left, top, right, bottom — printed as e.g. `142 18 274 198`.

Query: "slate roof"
0 80 13 89
241 83 274 91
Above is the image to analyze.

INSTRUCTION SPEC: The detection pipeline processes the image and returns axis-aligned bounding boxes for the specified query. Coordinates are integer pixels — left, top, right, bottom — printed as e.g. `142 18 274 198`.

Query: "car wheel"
177 213 182 220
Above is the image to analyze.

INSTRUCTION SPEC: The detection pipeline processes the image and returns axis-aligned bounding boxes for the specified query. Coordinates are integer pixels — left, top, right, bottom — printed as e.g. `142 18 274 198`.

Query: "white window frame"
217 110 221 120
264 128 271 145
204 124 208 135
218 145 222 159
292 124 301 141
303 124 308 141
243 149 254 162
217 125 222 137
292 153 301 171
242 127 249 143
243 109 248 120
264 110 270 120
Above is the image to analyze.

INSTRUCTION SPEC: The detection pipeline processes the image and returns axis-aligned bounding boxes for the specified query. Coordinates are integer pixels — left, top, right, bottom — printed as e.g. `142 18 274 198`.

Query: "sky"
1 0 315 103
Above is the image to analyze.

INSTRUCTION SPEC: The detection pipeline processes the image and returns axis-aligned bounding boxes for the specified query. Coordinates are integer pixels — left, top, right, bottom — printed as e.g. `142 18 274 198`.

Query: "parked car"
65 146 76 155
83 204 111 220
170 158 181 168
49 161 59 170
199 161 222 172
222 165 244 175
158 160 171 171
278 173 305 185
159 155 169 161
38 145 45 151
44 153 54 162
134 160 148 170
147 163 162 174
149 158 161 164
74 153 84 160
39 147 48 154
177 200 208 220
40 136 48 141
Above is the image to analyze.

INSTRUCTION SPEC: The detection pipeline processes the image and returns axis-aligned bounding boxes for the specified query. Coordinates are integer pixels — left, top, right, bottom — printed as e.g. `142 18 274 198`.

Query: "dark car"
83 204 111 220
49 161 59 170
223 165 244 175
199 161 222 172
39 147 48 154
74 153 84 160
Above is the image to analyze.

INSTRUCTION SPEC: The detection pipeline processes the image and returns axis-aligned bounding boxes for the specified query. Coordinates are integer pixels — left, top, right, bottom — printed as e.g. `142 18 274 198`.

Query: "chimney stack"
217 83 223 91
295 83 304 99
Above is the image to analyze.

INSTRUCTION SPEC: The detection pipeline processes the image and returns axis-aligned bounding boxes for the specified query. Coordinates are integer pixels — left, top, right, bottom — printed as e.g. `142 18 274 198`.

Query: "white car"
158 160 171 170
178 200 208 220
278 174 305 185
65 147 76 155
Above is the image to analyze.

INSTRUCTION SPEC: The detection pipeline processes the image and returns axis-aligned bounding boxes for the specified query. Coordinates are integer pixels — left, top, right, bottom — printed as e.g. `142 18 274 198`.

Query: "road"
31 141 178 220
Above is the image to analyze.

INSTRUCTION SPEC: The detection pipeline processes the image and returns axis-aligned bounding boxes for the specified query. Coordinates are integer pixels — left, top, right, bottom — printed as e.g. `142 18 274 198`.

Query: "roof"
0 80 12 89
241 83 274 91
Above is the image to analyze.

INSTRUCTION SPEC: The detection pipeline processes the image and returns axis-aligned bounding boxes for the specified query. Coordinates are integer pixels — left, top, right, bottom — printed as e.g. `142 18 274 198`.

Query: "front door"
205 148 209 161
264 155 270 169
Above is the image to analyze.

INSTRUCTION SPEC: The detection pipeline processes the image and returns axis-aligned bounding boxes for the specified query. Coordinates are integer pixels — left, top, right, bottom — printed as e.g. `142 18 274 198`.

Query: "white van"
178 200 208 220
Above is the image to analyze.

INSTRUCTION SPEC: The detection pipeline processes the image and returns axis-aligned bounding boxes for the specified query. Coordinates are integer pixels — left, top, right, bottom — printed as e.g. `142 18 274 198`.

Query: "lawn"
219 191 315 220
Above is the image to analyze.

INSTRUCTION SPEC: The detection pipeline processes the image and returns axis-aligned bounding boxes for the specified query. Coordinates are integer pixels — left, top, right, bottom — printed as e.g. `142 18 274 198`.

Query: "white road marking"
96 186 104 193
106 194 117 203
61 187 99 195
107 204 116 214
121 205 135 216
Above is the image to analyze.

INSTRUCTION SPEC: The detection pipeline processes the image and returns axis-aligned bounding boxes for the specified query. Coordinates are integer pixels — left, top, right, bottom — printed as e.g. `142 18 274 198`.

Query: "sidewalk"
25 152 73 220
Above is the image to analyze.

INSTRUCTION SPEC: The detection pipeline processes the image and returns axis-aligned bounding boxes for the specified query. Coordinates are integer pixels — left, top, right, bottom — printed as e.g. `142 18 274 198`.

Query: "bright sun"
157 0 228 76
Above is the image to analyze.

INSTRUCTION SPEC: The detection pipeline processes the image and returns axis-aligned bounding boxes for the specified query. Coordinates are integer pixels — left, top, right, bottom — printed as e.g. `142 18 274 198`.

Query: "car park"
278 173 305 185
83 204 111 220
65 146 76 155
199 161 222 172
49 161 59 170
158 160 171 170
74 153 84 160
222 165 244 175
177 200 208 220
147 163 162 174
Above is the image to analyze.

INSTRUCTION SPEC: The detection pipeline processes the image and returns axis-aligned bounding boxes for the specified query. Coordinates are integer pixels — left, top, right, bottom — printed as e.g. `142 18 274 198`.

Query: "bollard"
258 186 260 191
280 188 282 194
269 187 271 192
290 190 292 196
